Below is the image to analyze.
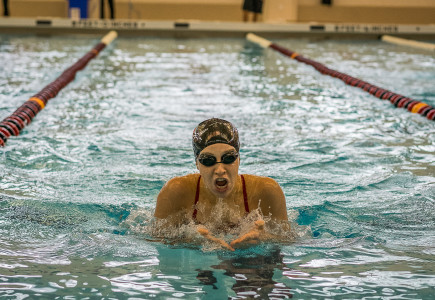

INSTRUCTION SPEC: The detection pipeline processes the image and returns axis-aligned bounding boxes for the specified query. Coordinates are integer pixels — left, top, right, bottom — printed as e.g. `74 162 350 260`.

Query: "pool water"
0 35 434 299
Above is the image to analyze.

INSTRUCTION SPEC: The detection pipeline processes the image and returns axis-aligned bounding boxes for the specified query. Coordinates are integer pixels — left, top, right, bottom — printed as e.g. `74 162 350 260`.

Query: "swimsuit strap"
241 174 250 213
192 174 249 222
192 175 201 221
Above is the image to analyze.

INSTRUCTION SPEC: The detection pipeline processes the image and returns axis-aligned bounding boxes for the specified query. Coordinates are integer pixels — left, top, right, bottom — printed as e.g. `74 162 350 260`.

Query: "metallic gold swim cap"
192 118 240 158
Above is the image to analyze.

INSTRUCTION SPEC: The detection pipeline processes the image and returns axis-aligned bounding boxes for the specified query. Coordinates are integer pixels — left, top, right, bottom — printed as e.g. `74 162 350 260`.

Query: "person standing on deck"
242 0 264 22
2 0 9 16
100 0 115 19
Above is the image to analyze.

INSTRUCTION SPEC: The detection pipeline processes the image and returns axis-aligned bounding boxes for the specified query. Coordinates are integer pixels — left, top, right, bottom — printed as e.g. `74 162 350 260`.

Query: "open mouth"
215 178 228 188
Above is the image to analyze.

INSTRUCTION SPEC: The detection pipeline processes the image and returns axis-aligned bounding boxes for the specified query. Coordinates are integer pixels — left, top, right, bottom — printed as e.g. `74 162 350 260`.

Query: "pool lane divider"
246 33 435 122
381 35 435 52
0 31 118 147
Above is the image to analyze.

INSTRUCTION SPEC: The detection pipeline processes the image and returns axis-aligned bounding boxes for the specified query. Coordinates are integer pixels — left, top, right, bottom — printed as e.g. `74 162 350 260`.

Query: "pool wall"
2 0 435 24
1 18 435 39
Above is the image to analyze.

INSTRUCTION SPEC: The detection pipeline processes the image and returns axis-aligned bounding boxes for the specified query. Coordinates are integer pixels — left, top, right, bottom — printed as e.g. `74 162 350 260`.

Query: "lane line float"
0 31 118 147
246 33 435 122
381 35 435 52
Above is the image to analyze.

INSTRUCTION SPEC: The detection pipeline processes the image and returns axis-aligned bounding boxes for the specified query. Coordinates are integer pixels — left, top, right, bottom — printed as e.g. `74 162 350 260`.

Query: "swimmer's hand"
230 220 265 248
197 226 235 251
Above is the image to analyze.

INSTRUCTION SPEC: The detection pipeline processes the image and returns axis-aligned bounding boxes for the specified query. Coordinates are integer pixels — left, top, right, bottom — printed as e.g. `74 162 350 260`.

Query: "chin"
213 185 233 198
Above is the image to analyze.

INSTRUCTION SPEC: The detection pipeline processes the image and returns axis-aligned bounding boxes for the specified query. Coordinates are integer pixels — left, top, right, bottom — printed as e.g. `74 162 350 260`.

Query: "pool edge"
1 18 435 39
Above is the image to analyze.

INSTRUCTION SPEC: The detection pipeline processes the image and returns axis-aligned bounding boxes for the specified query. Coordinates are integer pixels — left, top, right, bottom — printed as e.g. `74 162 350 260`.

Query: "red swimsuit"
192 175 250 222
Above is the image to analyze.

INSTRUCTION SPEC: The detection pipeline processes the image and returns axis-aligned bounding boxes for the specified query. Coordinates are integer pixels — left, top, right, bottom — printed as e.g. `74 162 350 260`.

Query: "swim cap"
192 118 240 158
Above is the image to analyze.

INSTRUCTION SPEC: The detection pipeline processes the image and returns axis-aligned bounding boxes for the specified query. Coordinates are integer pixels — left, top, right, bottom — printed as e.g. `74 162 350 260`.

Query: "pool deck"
1 17 435 40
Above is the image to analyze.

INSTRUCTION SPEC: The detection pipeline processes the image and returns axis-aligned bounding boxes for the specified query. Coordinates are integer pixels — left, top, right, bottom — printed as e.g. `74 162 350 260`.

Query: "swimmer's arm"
230 218 289 249
154 177 190 220
197 226 234 251
229 178 290 248
230 220 264 248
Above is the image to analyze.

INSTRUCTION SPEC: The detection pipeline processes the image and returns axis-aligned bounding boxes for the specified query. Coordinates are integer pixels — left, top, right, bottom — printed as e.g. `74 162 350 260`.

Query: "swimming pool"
0 35 434 298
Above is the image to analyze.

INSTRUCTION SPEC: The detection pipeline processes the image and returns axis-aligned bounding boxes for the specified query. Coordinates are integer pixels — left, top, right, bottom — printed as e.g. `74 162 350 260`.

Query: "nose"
214 162 226 175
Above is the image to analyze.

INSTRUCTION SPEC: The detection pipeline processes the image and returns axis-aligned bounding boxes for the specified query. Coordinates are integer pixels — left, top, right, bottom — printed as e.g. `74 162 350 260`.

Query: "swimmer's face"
196 143 240 198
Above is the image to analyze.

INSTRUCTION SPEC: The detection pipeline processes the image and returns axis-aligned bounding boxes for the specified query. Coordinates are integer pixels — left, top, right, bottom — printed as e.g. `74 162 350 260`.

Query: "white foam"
122 205 309 252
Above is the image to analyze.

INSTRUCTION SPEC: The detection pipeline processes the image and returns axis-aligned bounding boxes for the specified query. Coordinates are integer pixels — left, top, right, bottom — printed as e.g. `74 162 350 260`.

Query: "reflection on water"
0 35 434 298
154 245 293 299
209 247 292 299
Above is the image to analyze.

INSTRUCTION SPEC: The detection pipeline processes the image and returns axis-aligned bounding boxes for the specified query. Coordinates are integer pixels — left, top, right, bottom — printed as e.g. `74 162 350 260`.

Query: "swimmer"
154 118 288 250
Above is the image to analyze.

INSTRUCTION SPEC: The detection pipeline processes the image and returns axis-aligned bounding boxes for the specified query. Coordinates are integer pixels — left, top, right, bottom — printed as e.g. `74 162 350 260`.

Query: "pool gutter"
1 17 435 39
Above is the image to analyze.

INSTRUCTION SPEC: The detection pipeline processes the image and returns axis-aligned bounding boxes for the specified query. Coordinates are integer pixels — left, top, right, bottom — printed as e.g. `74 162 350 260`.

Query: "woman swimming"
154 118 288 250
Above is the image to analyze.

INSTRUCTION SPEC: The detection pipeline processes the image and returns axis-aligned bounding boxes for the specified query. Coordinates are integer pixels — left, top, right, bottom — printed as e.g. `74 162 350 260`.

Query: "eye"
222 153 238 164
199 155 217 167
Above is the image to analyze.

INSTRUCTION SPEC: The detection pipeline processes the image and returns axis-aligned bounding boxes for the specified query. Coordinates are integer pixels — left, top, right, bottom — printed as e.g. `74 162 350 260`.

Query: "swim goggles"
198 152 239 167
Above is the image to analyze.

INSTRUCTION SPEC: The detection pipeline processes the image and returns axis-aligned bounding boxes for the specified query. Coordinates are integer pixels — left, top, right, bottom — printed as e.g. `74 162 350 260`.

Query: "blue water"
0 35 434 299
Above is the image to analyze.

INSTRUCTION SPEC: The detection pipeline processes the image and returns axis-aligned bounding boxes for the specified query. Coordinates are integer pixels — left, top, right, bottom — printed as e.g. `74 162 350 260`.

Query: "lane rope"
0 31 118 147
381 35 435 52
246 33 435 122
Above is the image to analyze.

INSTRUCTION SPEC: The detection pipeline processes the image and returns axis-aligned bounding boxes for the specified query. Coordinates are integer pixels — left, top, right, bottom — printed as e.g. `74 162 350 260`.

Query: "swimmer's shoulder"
242 174 287 220
160 173 200 199
241 174 281 192
155 173 200 219
165 173 200 189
